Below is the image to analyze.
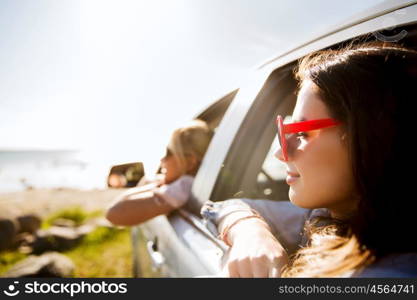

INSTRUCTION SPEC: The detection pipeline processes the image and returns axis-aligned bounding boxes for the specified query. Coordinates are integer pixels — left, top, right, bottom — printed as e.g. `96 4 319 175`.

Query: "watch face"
201 201 216 218
205 219 220 237
201 201 220 236
201 199 256 238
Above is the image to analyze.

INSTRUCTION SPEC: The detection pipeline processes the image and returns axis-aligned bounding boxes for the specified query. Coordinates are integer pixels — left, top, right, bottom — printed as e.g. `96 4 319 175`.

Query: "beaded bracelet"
219 213 270 247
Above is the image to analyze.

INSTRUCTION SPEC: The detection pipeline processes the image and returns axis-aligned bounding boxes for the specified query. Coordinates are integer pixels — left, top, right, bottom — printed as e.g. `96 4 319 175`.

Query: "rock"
86 217 113 228
52 218 76 228
0 218 18 251
16 214 41 234
1 252 74 277
76 217 112 236
76 224 95 235
14 218 111 254
13 232 35 252
25 226 84 254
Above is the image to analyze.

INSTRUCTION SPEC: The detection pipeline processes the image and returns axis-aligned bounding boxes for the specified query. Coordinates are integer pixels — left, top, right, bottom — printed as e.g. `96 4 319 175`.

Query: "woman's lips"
286 171 300 185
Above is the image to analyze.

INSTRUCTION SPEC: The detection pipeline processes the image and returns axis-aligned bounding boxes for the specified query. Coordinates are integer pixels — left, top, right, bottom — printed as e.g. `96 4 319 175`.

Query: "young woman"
106 119 213 226
202 42 417 277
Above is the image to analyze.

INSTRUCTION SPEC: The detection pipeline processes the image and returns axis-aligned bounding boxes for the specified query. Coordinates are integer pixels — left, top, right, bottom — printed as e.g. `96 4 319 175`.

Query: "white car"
132 0 417 277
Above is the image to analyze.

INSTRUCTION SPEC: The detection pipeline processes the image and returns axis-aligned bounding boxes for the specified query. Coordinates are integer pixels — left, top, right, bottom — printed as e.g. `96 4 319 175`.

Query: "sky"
0 0 385 173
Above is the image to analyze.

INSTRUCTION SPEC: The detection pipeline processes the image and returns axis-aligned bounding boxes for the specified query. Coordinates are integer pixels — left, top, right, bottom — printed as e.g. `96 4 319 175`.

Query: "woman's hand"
221 218 288 278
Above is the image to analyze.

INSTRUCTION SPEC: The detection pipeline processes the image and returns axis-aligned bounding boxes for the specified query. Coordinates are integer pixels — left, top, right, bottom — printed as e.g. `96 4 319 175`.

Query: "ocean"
0 150 111 193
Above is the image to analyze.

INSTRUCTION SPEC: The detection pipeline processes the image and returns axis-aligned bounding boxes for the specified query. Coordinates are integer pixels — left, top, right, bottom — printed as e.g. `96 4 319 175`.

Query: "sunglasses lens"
285 133 299 157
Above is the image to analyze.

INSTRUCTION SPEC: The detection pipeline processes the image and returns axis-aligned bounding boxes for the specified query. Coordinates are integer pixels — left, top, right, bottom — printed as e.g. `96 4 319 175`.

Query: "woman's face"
275 80 357 218
160 149 184 184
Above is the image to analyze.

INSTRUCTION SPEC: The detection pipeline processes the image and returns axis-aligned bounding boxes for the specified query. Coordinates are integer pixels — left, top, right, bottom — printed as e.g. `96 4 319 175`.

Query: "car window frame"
194 3 417 205
210 67 296 201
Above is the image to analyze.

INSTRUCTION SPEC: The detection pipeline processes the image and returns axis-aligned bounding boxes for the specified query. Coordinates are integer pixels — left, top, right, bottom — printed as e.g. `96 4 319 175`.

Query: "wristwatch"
200 199 254 238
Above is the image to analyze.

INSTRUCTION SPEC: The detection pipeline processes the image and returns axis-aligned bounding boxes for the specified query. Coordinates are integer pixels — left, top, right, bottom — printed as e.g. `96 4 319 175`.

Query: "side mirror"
107 162 145 188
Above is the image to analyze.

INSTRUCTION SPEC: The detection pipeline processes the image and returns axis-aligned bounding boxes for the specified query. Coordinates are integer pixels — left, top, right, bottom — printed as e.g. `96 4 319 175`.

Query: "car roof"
258 0 417 69
195 1 417 118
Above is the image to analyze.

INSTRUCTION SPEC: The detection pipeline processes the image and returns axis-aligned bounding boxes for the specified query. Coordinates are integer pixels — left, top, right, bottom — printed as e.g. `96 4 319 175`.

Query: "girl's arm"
106 176 193 226
202 199 307 277
221 216 289 277
105 185 174 226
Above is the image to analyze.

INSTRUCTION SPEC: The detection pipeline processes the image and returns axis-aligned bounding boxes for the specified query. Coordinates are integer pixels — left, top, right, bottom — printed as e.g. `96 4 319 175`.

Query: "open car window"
195 90 237 131
210 66 297 202
211 21 417 203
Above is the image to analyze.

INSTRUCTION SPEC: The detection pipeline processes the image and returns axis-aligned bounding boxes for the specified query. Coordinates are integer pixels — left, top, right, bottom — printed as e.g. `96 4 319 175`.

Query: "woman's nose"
274 147 286 162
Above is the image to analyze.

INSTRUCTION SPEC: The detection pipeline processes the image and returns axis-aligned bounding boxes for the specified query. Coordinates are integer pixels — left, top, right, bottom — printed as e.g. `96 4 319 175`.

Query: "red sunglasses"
276 115 341 161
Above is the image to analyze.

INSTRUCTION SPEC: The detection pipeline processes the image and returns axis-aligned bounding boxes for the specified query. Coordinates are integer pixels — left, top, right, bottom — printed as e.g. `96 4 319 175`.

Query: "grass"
41 206 102 228
64 226 133 277
0 206 156 277
64 226 157 277
0 251 27 274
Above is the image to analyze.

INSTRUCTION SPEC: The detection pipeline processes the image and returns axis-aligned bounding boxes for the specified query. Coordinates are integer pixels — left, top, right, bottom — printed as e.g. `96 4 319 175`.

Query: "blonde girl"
107 119 213 226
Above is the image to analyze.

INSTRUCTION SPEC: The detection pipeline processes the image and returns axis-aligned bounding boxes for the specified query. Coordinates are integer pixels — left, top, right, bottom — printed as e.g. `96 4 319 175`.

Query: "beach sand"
0 188 124 219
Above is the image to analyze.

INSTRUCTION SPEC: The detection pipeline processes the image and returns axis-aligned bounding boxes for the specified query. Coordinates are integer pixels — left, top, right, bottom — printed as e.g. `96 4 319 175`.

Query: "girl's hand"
221 218 288 278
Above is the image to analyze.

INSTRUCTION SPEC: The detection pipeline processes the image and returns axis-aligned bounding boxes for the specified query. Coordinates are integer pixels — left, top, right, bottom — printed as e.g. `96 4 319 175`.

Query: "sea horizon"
0 149 111 193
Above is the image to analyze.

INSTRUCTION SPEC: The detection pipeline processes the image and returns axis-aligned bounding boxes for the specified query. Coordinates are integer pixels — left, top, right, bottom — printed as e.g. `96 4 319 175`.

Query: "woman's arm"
218 208 289 277
105 186 174 226
106 176 193 226
202 199 308 277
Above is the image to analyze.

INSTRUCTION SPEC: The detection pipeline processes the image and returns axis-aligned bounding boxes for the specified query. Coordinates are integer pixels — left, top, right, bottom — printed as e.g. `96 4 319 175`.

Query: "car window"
255 136 288 200
182 90 236 215
195 89 237 131
210 68 297 202
253 115 294 201
211 21 417 204
250 21 417 201
260 136 282 181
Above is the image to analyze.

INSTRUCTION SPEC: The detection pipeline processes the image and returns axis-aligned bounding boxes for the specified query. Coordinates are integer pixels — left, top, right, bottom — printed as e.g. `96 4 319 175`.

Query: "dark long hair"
282 42 417 277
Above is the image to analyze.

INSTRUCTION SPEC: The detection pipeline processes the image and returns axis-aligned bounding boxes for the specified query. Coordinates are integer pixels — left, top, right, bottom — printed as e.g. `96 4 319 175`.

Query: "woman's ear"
186 154 199 174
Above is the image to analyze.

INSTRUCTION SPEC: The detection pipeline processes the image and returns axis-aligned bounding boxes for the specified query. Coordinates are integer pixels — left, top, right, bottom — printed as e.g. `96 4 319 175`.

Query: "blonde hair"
167 119 213 175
